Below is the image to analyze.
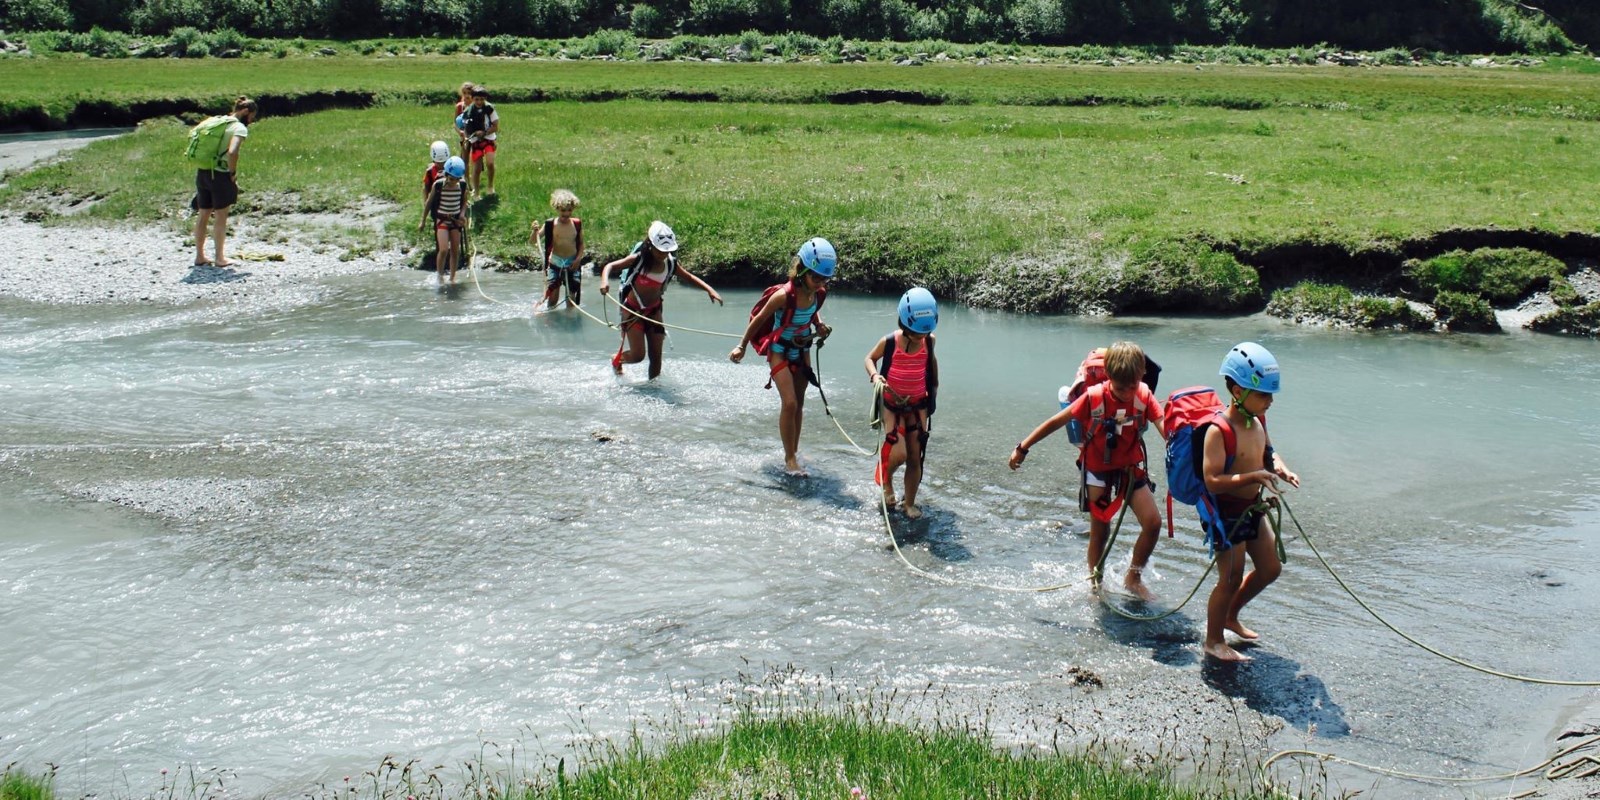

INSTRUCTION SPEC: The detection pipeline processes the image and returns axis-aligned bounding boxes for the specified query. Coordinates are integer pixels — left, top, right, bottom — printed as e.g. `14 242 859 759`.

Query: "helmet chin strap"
1231 388 1258 428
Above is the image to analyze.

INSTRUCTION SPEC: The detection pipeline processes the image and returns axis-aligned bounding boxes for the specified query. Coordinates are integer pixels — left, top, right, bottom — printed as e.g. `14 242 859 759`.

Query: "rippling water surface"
2 270 1597 796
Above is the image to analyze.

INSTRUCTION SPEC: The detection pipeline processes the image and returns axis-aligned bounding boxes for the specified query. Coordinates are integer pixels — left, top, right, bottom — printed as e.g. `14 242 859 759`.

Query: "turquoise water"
2 270 1597 796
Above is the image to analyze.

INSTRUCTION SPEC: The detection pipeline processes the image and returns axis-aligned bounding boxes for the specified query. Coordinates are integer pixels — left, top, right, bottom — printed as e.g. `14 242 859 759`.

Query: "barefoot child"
729 237 837 477
864 287 940 519
1201 342 1300 662
599 221 724 380
419 156 468 284
423 141 448 204
1008 341 1164 600
534 189 585 310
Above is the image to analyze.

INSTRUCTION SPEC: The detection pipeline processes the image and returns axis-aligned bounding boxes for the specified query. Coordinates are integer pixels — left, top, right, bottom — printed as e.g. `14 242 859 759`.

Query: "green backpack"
184 115 235 171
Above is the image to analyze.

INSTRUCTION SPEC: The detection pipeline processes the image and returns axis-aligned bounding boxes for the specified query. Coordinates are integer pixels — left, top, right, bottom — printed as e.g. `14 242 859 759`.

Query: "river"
3 268 1597 796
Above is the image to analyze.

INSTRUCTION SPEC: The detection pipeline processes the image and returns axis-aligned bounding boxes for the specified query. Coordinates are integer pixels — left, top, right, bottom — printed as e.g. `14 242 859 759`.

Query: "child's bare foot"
903 502 922 520
881 485 898 509
1123 572 1157 603
215 259 234 268
1223 619 1260 640
1204 641 1252 662
784 457 808 478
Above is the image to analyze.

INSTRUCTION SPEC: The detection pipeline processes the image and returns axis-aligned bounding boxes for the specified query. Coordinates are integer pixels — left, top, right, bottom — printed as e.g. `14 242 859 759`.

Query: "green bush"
584 27 634 55
3 0 74 31
1549 275 1583 307
1530 301 1600 336
1355 296 1433 330
205 26 248 53
1266 281 1354 320
686 0 787 35
1119 239 1261 312
629 2 671 36
1406 247 1566 305
1433 289 1500 332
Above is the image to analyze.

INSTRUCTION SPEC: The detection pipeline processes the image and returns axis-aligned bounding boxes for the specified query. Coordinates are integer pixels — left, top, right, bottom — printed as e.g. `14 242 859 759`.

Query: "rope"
602 292 742 339
1260 735 1600 792
878 490 1082 594
1278 493 1600 686
810 341 875 457
1087 469 1232 622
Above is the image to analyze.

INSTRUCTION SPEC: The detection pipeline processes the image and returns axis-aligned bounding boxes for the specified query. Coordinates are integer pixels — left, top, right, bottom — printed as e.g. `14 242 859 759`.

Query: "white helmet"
647 220 679 252
429 140 450 163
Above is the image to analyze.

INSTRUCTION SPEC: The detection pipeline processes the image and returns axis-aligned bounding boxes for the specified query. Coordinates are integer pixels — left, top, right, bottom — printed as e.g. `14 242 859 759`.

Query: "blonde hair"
1104 341 1146 386
550 189 579 213
459 82 474 97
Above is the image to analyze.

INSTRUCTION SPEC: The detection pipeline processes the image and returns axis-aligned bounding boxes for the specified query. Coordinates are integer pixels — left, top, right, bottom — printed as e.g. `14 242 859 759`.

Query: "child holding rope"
1201 342 1300 662
534 189 584 311
599 220 723 380
864 288 940 519
1008 341 1163 601
730 237 836 477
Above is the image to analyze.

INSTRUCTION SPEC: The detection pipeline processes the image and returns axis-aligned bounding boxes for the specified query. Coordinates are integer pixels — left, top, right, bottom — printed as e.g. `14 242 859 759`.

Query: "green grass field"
5 57 1600 309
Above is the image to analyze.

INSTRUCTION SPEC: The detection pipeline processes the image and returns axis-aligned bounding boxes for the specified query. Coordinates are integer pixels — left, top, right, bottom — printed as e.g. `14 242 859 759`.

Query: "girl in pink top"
863 288 939 519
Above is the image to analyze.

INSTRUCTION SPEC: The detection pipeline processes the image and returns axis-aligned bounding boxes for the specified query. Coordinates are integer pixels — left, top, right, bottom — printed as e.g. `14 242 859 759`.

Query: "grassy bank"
5 54 1600 130
4 58 1599 317
1 711 1225 799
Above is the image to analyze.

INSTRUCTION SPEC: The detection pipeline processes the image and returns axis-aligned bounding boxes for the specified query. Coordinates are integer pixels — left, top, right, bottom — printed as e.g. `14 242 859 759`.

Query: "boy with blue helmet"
863 287 940 517
1202 341 1300 662
731 237 836 477
419 156 469 284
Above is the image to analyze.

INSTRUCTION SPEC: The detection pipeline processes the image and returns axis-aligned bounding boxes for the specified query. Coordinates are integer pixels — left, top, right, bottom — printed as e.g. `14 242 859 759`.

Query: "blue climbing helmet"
796 237 837 278
898 287 938 334
444 156 466 179
455 114 466 132
1220 342 1280 394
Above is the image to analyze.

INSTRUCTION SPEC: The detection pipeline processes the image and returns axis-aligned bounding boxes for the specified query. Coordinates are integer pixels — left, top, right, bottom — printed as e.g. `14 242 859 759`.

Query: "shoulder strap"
542 219 554 259
925 335 937 394
878 332 897 375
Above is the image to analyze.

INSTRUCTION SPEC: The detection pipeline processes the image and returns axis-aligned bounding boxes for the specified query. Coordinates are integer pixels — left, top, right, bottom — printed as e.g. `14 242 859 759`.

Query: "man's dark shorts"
195 169 238 210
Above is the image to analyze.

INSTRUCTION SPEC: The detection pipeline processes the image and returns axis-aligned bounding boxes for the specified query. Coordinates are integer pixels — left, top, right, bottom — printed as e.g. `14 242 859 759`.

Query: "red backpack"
748 280 826 356
1162 386 1262 537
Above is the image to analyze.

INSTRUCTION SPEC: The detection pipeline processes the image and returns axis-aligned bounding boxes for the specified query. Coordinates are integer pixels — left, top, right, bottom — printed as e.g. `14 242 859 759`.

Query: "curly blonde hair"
550 189 579 213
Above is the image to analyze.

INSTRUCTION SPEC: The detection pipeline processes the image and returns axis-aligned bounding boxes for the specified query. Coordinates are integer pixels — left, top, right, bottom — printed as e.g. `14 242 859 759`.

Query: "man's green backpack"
184 115 234 171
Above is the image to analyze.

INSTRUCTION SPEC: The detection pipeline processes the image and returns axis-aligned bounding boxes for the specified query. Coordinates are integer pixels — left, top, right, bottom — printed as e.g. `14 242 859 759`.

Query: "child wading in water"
422 141 448 204
600 221 723 379
1009 341 1164 600
419 156 468 284
534 189 584 310
730 237 837 477
1202 342 1300 662
864 288 940 519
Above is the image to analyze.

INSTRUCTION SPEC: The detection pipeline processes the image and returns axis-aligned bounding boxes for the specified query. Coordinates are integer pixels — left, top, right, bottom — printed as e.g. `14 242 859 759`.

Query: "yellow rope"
1260 735 1600 791
1279 493 1600 686
602 292 742 339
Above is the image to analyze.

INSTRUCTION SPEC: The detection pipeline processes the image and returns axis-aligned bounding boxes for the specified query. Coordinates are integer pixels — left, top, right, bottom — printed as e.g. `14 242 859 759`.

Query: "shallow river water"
2 270 1598 797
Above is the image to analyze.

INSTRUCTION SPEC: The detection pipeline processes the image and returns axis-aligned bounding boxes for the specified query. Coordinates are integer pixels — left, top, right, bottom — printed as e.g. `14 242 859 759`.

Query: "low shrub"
1268 282 1433 330
1529 301 1600 336
1406 247 1566 305
1433 290 1500 332
1549 275 1583 307
1118 239 1260 312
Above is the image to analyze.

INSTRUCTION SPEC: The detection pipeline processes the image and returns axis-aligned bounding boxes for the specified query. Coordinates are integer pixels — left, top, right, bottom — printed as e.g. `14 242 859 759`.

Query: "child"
1009 341 1164 601
418 156 468 284
534 190 585 310
423 140 448 205
729 237 837 477
454 82 473 160
1201 342 1300 662
461 85 498 195
864 287 939 518
599 221 723 379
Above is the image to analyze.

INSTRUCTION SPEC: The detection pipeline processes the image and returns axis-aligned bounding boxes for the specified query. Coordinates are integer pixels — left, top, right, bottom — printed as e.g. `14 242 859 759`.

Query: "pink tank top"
885 332 929 401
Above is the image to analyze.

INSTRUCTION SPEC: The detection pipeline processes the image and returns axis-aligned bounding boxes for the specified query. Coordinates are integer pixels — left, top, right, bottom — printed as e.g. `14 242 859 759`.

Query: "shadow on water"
437 282 465 301
885 504 973 563
1202 647 1351 738
182 264 250 284
1097 602 1201 668
750 466 864 513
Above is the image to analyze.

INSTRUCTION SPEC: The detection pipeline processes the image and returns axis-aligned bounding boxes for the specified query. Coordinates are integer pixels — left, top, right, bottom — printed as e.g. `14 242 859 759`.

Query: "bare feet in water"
903 502 922 520
784 457 809 478
1123 572 1157 603
1204 641 1252 662
881 484 898 510
1224 619 1260 640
